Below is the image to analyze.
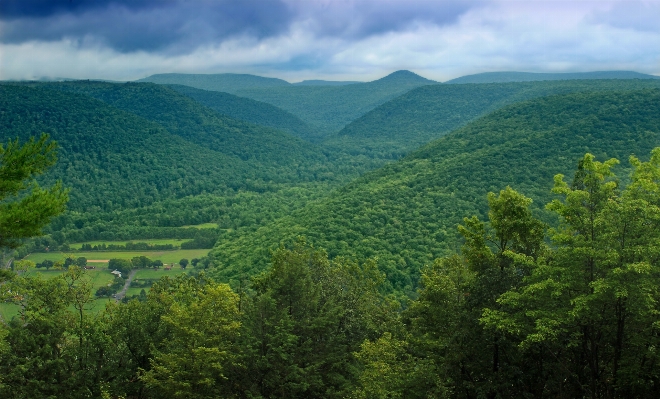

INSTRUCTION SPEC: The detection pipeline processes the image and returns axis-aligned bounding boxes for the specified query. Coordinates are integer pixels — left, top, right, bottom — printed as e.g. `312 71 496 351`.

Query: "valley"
3 69 660 398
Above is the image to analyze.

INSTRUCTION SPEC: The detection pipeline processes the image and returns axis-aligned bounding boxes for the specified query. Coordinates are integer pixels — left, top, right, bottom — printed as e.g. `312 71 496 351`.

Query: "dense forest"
209 89 660 297
2 70 660 398
3 149 660 398
324 79 660 159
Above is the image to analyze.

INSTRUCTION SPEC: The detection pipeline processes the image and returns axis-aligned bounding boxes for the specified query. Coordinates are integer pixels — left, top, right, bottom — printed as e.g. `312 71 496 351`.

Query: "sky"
1 0 659 82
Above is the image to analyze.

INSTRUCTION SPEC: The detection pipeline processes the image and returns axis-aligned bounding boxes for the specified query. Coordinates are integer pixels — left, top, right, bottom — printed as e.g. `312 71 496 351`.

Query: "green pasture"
24 248 210 265
181 222 219 229
69 238 186 250
0 268 117 321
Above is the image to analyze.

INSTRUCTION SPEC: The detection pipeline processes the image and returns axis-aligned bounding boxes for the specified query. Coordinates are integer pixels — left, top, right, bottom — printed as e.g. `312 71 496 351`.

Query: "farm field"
68 238 187 249
181 222 219 229
23 249 211 265
0 268 117 321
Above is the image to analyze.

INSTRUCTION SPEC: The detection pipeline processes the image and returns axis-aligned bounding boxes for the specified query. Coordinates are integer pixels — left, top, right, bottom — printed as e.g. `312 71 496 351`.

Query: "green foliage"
234 70 437 136
238 240 393 398
0 134 67 248
167 84 319 141
108 258 132 275
141 277 241 399
209 89 660 295
481 150 660 397
325 79 660 160
0 82 362 244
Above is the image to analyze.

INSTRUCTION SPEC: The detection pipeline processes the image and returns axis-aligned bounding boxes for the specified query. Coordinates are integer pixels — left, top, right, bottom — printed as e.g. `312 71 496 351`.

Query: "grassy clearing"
181 222 219 229
69 238 186 249
24 249 211 265
0 268 118 321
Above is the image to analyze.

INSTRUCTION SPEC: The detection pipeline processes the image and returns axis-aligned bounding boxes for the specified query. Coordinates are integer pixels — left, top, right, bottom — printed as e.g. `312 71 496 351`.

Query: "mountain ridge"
446 70 660 84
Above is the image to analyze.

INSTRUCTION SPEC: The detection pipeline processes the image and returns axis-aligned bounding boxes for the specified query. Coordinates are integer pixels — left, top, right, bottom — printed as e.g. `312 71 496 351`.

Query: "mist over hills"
136 73 290 94
208 89 660 293
446 70 660 84
325 79 660 160
292 80 361 86
234 70 438 136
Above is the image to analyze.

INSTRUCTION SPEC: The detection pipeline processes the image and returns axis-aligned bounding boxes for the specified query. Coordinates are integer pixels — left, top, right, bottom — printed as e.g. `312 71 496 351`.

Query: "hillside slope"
324 79 660 159
234 70 438 136
136 73 290 93
0 85 251 213
446 70 659 84
209 89 660 295
35 81 328 176
166 84 319 141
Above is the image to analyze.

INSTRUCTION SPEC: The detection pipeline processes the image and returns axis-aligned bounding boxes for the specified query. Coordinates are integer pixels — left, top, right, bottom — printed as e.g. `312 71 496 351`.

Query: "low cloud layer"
1 0 658 82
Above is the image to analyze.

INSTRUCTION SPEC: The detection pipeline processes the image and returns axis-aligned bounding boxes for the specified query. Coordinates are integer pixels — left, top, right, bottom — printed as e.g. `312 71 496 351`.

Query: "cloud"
0 0 659 81
0 0 294 53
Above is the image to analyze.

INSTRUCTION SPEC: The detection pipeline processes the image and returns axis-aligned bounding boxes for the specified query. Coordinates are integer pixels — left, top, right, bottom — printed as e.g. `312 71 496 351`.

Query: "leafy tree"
140 274 241 398
482 150 660 397
108 258 132 275
75 257 87 267
240 239 392 398
131 255 152 269
179 258 189 269
0 134 67 249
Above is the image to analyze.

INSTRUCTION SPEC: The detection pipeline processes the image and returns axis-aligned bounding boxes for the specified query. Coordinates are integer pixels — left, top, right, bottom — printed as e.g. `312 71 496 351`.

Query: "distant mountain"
166 84 319 141
446 70 660 84
293 80 361 86
209 89 660 294
324 79 660 160
136 73 290 94
235 70 438 136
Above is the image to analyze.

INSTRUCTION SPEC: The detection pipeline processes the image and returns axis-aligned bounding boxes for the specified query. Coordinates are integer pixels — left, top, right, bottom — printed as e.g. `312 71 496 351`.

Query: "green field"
24 249 211 265
0 260 198 321
181 222 219 229
69 238 186 250
0 268 117 321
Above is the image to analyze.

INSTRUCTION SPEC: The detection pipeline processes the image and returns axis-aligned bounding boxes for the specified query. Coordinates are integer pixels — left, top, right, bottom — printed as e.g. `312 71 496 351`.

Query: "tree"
179 258 189 269
482 151 660 398
0 134 68 249
108 258 132 275
75 257 87 267
140 274 241 399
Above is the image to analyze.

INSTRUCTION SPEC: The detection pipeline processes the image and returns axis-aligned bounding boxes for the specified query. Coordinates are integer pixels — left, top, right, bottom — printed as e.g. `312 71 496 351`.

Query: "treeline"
2 150 660 398
80 242 176 251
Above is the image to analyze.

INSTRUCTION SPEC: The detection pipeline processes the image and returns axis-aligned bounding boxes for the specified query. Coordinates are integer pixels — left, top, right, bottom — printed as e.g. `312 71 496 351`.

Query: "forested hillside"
446 70 660 84
209 89 660 296
137 72 290 93
234 70 438 135
0 83 357 245
324 79 660 159
33 81 326 171
166 84 318 141
292 79 360 86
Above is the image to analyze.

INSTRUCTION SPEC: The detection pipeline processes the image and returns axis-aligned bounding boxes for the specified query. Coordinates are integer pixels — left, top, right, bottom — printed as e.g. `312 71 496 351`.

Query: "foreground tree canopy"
1 149 660 398
0 134 68 250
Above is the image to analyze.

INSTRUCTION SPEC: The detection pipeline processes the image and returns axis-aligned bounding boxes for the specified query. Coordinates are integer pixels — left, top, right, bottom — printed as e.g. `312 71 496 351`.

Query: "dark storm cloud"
0 0 170 19
0 0 477 54
0 0 294 53
297 0 477 39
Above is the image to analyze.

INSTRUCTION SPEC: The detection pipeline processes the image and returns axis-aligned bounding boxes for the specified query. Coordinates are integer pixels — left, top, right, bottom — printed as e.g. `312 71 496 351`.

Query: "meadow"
24 248 210 265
